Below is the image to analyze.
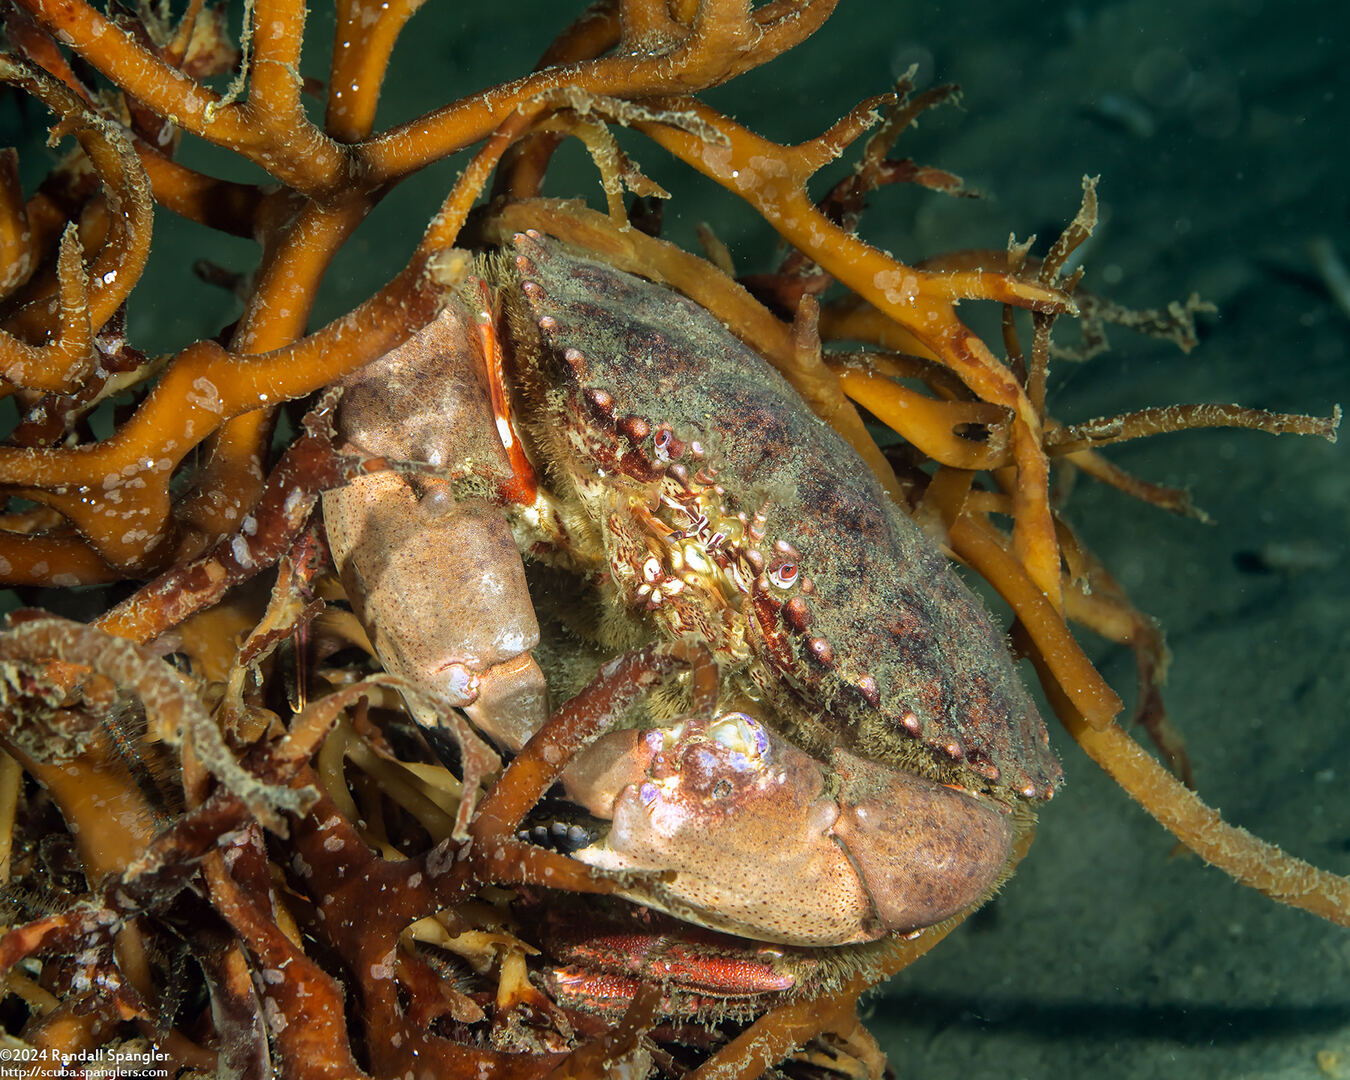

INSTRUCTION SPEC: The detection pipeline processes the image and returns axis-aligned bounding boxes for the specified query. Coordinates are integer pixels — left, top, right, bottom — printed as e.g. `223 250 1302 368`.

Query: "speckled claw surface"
561 710 1013 946
322 300 551 751
504 231 1061 801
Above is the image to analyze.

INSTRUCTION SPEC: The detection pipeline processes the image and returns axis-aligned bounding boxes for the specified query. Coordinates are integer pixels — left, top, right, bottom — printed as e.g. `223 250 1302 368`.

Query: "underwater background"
797 4 1350 1078
3 0 1347 1077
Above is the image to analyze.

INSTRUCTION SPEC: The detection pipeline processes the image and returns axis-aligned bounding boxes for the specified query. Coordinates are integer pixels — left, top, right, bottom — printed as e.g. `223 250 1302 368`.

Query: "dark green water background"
4 1 1348 1076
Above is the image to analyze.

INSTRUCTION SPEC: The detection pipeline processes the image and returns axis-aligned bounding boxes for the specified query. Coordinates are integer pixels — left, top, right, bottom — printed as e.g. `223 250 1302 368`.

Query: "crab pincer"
322 297 549 751
561 710 1014 946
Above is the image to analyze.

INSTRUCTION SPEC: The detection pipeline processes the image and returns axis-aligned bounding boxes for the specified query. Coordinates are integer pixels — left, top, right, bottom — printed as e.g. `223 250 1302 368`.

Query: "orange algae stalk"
0 0 1347 1076
627 82 1346 922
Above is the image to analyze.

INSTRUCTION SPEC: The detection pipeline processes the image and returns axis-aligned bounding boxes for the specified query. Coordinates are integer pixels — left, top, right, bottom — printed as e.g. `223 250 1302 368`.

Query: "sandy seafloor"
4 0 1349 1078
788 6 1350 1079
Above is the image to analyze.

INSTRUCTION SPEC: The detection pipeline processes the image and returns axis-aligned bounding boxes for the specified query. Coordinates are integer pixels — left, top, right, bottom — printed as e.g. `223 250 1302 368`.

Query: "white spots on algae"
185 376 224 413
368 949 397 980
262 996 288 1032
700 143 734 180
873 268 921 307
749 154 790 179
231 535 255 569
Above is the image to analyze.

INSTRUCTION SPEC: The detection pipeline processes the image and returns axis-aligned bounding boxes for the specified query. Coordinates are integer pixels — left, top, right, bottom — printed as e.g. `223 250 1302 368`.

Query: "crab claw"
323 302 550 751
560 712 1013 947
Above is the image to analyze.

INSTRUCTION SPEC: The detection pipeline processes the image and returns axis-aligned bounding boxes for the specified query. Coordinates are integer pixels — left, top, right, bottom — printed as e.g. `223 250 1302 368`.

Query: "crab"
321 226 1061 959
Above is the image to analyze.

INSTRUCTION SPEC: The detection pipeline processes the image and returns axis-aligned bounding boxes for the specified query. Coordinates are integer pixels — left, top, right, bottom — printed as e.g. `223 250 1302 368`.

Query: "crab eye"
769 562 798 589
654 429 672 461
